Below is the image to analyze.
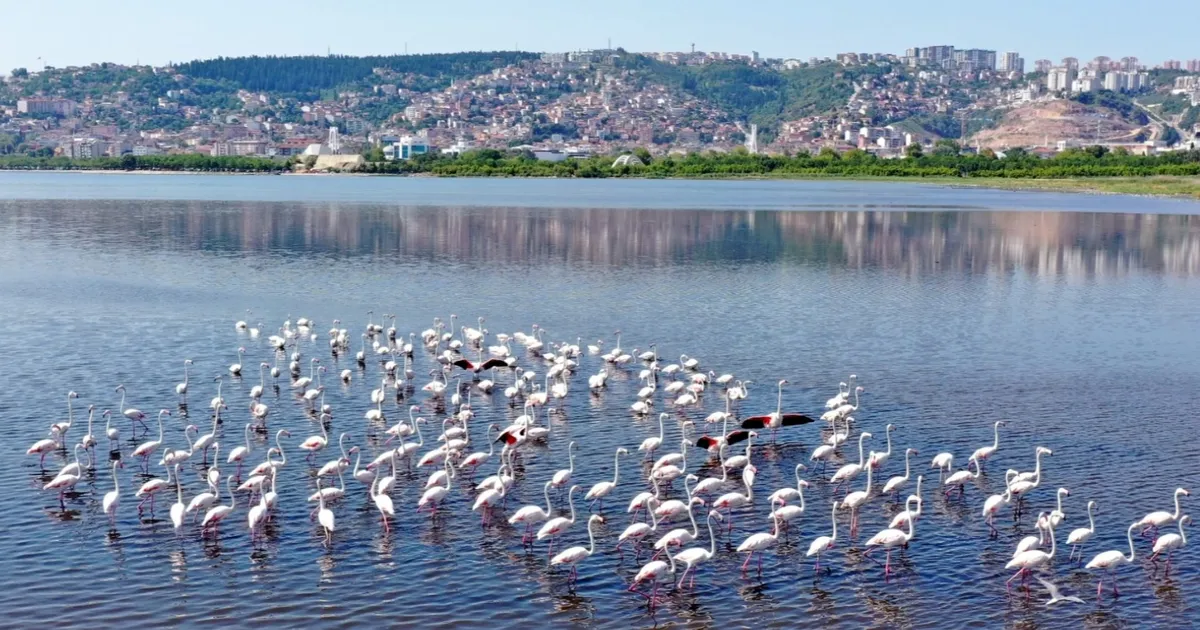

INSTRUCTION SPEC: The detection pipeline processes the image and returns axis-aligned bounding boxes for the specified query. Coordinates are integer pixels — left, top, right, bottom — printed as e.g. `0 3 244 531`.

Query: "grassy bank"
921 176 1200 199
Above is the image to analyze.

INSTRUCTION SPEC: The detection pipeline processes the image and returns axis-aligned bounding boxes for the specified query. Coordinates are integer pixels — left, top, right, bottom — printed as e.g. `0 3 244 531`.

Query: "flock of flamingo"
27 312 1191 606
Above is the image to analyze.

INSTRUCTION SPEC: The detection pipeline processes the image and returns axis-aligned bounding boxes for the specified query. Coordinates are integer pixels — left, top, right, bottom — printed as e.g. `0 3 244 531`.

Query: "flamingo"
768 463 808 505
316 477 335 546
510 480 555 542
299 413 330 460
43 445 85 507
1011 446 1052 486
1048 487 1070 528
982 477 1015 536
824 381 849 410
135 462 172 513
1136 487 1189 541
1013 513 1050 558
628 546 677 607
551 515 605 582
176 359 192 401
627 476 662 520
226 423 253 475
102 460 123 523
868 423 895 470
1085 523 1137 598
250 362 268 399
736 510 782 573
551 441 577 492
186 474 220 522
133 409 170 467
115 384 147 431
767 483 808 532
316 432 350 477
471 474 507 523
417 456 454 514
170 463 186 529
248 479 270 536
1005 512 1057 591
882 448 918 497
942 455 981 498
371 472 395 532
192 404 222 464
1066 500 1097 561
971 420 1006 467
712 464 756 532
639 413 667 457
806 500 839 573
864 495 918 576
104 409 118 445
537 485 580 558
1150 515 1190 574
210 375 226 409
584 447 627 510
740 379 815 440
26 436 60 467
891 474 925 530
459 424 497 472
840 453 875 535
79 408 99 456
617 499 660 553
830 431 872 489
654 496 706 551
229 346 245 375
674 510 723 588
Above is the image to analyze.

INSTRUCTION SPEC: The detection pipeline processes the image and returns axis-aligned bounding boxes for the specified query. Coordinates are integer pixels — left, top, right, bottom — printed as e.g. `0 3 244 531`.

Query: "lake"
2 173 1199 628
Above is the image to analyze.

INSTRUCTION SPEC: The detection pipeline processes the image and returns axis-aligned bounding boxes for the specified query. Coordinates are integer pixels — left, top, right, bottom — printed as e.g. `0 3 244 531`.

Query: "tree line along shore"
1 147 1199 197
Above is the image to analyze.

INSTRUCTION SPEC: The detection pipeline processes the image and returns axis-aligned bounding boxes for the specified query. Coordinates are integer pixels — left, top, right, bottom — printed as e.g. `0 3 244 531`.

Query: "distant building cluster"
900 45 1023 74
1044 56 1151 94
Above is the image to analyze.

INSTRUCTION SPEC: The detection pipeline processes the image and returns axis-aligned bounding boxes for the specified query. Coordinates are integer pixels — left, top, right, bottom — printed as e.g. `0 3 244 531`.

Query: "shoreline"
2 168 1198 199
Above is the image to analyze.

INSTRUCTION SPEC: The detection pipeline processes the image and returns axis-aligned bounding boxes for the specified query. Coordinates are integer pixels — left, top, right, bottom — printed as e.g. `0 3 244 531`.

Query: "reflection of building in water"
2 201 1198 277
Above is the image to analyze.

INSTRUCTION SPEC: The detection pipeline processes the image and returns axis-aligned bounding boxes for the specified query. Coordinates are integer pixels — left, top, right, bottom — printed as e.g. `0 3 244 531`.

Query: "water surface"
1 173 1198 628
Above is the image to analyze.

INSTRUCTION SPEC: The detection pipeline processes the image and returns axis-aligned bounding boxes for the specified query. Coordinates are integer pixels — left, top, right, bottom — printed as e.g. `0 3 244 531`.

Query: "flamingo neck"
830 503 838 540
543 483 553 513
586 520 598 556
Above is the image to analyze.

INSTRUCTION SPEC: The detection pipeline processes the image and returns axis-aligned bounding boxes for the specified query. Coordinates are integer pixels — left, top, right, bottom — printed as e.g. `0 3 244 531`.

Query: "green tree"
10 67 28 78
363 145 386 162
633 147 652 164
1163 126 1182 146
933 139 961 155
905 143 924 159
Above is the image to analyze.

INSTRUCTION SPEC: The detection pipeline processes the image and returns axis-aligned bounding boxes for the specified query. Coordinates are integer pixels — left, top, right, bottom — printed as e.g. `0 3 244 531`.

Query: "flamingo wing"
740 416 770 429
695 436 718 449
451 358 476 371
780 413 816 426
724 430 752 445
479 358 509 371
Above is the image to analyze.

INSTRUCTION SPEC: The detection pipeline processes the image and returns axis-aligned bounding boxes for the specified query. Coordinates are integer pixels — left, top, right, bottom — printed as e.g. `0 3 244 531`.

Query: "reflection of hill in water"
3 200 1198 276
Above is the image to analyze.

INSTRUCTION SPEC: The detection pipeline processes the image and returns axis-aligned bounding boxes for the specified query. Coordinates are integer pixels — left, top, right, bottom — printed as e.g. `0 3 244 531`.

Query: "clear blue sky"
2 0 1196 72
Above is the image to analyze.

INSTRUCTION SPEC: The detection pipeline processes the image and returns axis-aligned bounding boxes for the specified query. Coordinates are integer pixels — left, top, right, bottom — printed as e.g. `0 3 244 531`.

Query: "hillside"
176 52 538 100
619 55 884 140
970 100 1150 150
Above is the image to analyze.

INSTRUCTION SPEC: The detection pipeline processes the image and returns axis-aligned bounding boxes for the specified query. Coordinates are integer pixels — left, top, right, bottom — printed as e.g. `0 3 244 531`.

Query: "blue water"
0 173 1198 628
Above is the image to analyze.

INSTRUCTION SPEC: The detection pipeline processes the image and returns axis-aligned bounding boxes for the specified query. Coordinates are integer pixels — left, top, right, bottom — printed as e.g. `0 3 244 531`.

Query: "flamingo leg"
741 551 754 572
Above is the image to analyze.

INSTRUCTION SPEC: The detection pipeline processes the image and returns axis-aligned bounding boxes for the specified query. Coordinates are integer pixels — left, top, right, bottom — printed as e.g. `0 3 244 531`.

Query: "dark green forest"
175 52 539 99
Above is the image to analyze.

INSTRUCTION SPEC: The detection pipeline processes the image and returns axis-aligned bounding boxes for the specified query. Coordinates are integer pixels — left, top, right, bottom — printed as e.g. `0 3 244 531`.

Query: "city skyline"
1 0 1197 73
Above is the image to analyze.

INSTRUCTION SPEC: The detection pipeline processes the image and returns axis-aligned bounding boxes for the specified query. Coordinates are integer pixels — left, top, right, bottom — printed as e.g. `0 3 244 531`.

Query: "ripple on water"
0 187 1198 629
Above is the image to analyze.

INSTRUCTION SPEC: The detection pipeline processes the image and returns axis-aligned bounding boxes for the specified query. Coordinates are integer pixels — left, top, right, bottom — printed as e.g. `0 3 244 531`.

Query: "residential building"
1046 67 1077 92
1187 59 1200 72
63 137 106 158
1071 77 1101 93
17 97 76 116
954 49 996 71
1103 72 1126 92
997 52 1024 73
1061 57 1079 71
1034 59 1053 73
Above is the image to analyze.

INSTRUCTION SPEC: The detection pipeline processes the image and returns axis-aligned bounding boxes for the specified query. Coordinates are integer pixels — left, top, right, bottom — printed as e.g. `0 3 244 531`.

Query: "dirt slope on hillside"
971 100 1147 149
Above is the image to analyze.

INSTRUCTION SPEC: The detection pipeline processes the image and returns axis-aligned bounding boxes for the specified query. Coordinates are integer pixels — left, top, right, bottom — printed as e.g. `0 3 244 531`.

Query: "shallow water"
2 173 1199 628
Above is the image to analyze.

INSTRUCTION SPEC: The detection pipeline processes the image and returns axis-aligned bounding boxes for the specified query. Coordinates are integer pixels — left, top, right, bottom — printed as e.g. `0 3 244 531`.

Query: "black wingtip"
781 414 816 426
740 418 767 430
